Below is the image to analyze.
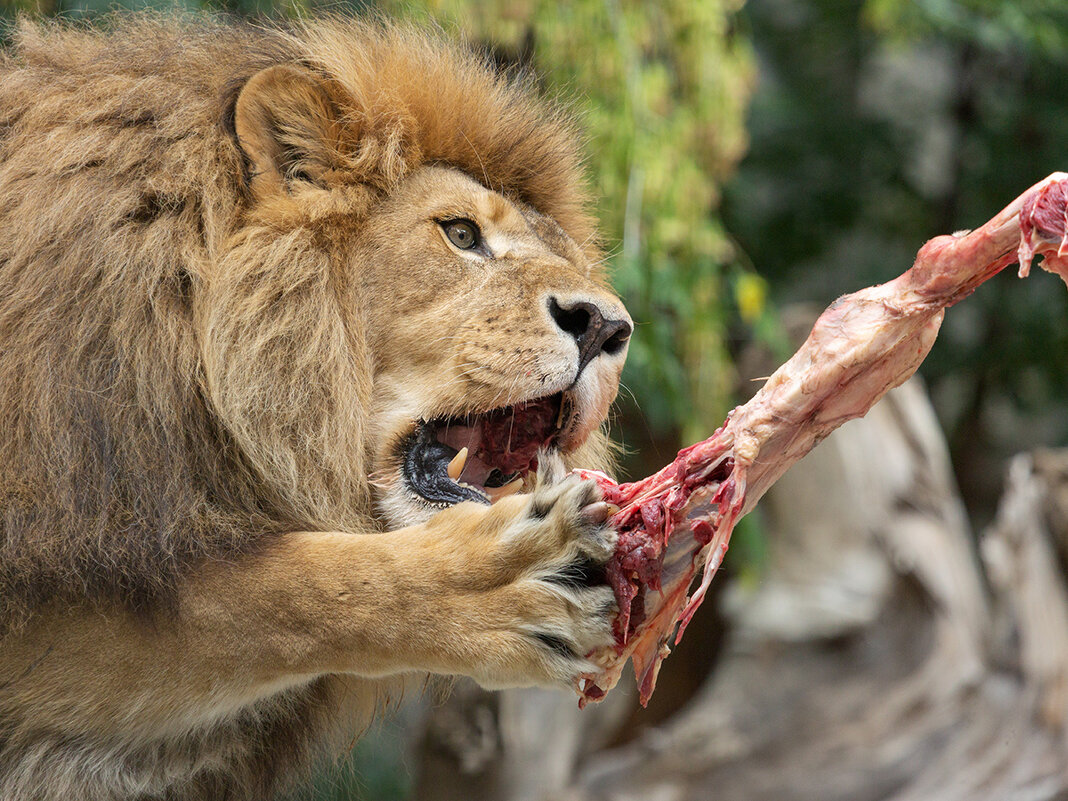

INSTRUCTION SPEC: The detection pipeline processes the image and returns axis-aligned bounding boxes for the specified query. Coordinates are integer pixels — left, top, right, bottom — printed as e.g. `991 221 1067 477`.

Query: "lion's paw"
466 476 618 690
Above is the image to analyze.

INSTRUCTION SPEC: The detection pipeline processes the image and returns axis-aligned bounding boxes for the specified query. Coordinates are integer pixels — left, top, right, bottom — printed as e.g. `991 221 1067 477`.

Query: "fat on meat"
575 172 1068 708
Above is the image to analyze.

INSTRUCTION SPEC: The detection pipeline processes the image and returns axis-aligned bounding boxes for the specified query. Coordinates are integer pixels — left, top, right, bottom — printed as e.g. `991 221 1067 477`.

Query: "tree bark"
413 378 1068 800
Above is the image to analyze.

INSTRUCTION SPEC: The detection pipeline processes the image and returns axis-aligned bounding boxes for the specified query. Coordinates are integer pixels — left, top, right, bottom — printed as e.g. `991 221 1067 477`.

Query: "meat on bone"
574 172 1068 708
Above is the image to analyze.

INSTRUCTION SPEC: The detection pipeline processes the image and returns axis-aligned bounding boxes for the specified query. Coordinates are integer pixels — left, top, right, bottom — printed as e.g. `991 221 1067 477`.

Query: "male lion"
0 16 631 800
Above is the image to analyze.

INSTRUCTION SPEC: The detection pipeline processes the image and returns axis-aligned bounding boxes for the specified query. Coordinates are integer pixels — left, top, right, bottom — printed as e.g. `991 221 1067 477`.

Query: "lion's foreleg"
0 484 616 740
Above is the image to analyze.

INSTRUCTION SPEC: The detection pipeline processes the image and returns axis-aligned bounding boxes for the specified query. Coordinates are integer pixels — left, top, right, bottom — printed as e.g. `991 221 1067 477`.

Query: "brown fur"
0 14 628 801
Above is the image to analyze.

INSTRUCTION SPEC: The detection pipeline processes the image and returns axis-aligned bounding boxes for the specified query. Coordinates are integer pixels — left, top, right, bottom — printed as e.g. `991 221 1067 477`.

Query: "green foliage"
727 0 1068 520
865 0 1068 55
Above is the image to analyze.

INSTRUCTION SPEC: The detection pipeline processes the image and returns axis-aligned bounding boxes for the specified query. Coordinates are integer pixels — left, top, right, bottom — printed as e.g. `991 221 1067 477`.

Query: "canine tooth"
446 447 468 480
486 476 523 502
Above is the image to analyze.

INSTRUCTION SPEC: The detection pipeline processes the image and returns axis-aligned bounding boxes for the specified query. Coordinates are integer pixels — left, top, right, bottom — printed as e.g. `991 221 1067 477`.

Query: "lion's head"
0 18 629 624
353 166 630 525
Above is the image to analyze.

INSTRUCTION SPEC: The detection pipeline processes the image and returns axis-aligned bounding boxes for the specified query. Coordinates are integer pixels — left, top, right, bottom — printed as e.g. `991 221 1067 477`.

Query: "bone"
446 447 468 481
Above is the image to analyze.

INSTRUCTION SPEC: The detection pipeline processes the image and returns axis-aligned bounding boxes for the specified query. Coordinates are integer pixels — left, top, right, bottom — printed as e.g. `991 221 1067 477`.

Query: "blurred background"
4 0 1068 798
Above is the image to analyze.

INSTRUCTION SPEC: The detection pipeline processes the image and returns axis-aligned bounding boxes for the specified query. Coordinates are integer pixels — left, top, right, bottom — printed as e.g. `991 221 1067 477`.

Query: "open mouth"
402 392 576 507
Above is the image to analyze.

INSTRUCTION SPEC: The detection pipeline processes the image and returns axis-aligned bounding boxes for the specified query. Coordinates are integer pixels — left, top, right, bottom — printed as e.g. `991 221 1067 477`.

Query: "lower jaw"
402 440 546 508
400 425 490 506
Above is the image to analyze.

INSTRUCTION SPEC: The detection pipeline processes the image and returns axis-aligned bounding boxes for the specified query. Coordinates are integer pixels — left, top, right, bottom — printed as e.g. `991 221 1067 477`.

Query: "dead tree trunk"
412 378 1068 801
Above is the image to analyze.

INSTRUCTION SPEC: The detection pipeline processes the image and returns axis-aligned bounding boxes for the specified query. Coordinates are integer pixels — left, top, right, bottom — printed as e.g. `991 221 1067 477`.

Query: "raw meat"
576 172 1068 708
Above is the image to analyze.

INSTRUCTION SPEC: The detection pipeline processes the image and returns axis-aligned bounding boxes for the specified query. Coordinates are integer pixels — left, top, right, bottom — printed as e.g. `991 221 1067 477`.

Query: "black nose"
548 297 632 377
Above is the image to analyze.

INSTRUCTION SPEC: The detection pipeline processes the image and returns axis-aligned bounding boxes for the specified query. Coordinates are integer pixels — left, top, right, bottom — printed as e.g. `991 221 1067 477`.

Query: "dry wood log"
413 386 1068 801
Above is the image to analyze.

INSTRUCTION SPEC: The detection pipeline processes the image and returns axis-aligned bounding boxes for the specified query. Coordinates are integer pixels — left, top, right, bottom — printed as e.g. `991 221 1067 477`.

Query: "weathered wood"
412 378 1068 800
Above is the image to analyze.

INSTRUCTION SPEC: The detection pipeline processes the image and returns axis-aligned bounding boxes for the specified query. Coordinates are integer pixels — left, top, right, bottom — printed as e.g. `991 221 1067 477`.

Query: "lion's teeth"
555 394 575 430
486 476 523 502
446 447 468 481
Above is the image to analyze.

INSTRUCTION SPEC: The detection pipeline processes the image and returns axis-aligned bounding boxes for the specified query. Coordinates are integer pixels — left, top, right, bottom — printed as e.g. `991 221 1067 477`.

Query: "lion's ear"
233 65 342 193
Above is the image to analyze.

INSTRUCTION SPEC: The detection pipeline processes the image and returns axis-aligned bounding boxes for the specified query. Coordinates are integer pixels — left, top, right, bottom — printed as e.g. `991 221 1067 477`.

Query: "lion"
0 15 632 800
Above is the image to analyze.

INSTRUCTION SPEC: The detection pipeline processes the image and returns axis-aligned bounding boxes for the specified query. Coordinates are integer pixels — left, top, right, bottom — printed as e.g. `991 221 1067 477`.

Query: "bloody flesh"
471 397 560 477
576 172 1068 709
1019 178 1068 284
437 396 563 487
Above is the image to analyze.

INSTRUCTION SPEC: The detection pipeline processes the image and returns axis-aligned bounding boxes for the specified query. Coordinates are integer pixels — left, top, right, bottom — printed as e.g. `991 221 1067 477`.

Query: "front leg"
0 477 617 737
199 475 619 689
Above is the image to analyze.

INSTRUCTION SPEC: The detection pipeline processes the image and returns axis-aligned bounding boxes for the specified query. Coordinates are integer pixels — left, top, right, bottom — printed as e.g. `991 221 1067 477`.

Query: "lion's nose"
548 296 632 376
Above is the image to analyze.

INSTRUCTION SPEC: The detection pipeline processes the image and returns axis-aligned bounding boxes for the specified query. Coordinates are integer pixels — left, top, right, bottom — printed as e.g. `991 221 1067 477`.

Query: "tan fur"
0 14 629 801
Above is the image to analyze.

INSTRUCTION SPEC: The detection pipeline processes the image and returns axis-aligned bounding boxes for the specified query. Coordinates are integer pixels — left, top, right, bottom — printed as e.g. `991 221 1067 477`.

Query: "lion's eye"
442 219 481 251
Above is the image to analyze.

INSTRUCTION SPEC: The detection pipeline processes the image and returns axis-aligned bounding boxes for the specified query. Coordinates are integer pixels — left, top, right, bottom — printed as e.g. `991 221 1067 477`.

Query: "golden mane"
0 15 599 631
